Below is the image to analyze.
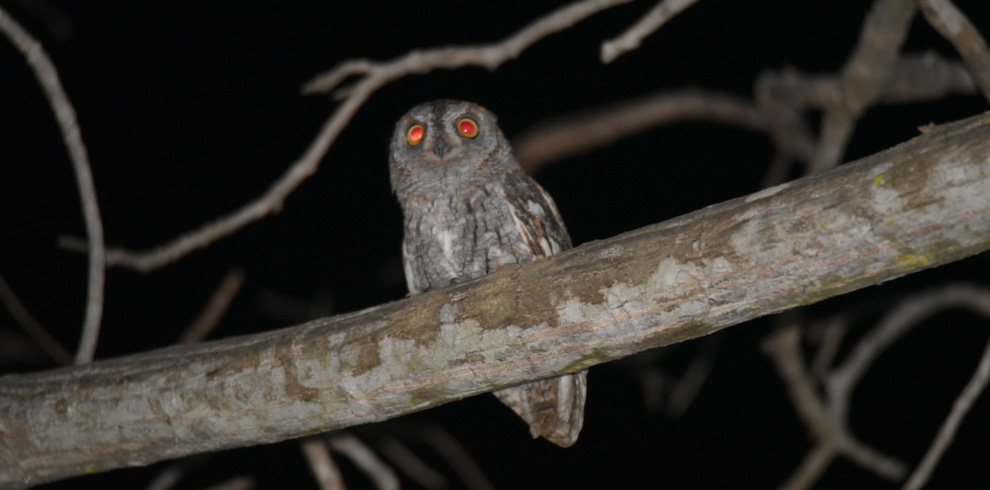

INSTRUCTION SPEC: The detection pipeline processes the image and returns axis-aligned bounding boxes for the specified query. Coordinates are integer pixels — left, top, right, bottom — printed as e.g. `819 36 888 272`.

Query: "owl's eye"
407 125 425 146
456 118 479 138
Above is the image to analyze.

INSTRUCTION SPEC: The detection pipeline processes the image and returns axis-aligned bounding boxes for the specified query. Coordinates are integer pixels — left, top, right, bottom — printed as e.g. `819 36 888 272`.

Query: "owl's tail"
492 370 588 447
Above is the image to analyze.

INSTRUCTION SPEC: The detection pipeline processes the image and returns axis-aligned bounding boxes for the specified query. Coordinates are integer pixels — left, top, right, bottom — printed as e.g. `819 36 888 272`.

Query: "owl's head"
389 100 514 195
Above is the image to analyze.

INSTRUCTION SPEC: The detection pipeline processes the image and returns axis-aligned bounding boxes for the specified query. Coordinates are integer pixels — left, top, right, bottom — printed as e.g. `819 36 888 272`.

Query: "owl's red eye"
457 118 479 138
407 125 425 146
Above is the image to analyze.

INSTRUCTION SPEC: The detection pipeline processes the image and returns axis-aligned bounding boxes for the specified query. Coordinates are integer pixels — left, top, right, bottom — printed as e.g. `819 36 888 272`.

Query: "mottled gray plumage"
389 100 587 447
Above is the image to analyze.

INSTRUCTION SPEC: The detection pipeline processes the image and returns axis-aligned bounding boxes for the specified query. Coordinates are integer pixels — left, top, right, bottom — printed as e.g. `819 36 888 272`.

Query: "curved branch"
86 0 633 273
513 89 764 173
0 7 106 364
2 112 990 488
916 0 990 103
600 0 701 63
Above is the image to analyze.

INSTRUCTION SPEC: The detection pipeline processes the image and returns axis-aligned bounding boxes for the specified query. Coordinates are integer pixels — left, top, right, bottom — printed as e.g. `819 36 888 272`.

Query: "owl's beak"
432 139 449 159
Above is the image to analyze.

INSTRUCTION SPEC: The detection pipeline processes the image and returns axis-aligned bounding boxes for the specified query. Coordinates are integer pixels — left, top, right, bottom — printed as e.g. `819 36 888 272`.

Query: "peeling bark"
2 112 990 488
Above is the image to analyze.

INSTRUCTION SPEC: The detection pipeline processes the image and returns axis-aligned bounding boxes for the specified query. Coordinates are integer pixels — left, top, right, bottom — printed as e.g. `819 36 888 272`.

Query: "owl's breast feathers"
400 169 571 295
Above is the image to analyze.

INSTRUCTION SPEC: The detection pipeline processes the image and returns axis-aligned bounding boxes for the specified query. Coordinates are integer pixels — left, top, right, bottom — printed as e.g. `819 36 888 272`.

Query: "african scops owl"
389 100 587 447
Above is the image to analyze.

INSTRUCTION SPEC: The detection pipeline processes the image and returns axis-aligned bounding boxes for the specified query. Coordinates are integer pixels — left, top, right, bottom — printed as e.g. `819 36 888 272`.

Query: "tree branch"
2 112 990 488
916 0 990 103
0 6 106 364
72 0 633 273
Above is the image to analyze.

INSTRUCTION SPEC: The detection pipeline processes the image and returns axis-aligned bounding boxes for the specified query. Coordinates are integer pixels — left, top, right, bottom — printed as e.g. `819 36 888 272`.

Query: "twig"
515 52 974 175
768 285 990 489
378 437 447 490
198 476 254 490
810 0 916 173
756 52 974 172
916 0 990 102
763 326 906 490
78 0 631 273
327 434 398 490
600 0 700 63
301 437 347 490
903 322 990 490
808 316 848 386
0 273 73 365
666 336 720 418
179 268 245 344
0 6 106 364
826 285 990 490
423 428 495 490
513 89 764 173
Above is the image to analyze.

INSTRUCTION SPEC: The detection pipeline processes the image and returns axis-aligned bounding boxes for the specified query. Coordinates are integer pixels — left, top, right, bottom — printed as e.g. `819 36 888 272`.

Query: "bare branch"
904 311 990 490
301 437 347 490
811 0 916 173
422 428 495 490
513 89 764 173
2 112 989 488
916 0 990 102
808 316 848 386
600 0 701 63
515 53 974 176
0 6 106 364
770 284 990 489
379 438 447 490
756 52 974 179
0 273 73 366
179 269 245 344
80 0 632 273
303 0 634 95
666 337 719 418
199 476 254 490
328 434 398 490
763 326 906 489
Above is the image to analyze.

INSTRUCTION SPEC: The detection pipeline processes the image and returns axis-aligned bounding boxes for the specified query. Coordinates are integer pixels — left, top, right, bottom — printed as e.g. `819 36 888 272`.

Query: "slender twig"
916 0 990 102
763 326 906 490
779 443 838 490
378 438 447 490
515 53 974 175
827 285 990 489
809 316 848 386
301 437 346 490
601 0 701 63
666 337 720 418
327 434 398 490
199 476 254 490
424 428 495 490
768 285 990 489
76 0 631 273
0 6 106 365
810 0 916 173
179 268 245 344
513 89 764 172
0 273 73 365
903 326 990 490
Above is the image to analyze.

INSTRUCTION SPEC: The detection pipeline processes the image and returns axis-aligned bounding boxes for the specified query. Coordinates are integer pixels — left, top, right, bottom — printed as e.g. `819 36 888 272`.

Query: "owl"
389 100 587 447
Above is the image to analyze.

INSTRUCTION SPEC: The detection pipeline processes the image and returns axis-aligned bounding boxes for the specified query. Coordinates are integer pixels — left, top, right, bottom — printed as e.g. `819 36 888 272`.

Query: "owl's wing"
502 169 573 259
495 170 587 447
493 371 588 447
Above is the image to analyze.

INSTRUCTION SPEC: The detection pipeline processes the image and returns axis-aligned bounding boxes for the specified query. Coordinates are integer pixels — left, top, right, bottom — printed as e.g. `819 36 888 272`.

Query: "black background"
2 1 989 488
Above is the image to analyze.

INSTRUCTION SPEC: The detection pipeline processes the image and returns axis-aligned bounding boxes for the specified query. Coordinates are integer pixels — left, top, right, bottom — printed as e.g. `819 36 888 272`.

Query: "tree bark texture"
2 112 990 488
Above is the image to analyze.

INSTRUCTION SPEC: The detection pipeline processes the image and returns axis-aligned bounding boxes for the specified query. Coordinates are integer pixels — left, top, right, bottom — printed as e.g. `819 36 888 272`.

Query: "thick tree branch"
2 112 990 488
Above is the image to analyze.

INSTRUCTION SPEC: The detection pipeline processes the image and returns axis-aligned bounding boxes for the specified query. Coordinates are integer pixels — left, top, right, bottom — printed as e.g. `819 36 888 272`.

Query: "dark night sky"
2 1 989 488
